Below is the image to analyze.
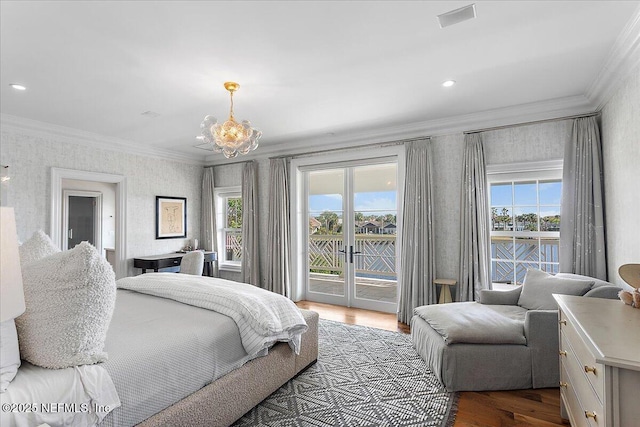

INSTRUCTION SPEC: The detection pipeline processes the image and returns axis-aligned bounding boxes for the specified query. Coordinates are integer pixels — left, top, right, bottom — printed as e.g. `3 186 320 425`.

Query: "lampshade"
1 207 25 322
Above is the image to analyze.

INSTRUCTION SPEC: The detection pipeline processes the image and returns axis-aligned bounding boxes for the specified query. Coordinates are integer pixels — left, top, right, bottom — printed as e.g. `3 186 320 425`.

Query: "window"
214 186 242 271
487 161 562 285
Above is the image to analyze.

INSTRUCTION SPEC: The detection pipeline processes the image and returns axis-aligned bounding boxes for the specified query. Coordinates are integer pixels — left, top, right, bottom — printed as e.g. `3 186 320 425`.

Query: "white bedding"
0 362 120 427
116 273 308 356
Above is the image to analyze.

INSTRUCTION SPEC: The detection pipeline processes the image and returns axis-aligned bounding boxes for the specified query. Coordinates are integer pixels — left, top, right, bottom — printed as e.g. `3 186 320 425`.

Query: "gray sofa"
411 273 621 392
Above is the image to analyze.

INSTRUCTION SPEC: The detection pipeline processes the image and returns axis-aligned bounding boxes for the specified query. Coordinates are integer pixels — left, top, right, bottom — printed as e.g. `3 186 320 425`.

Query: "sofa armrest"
584 285 622 299
525 309 559 388
479 287 522 305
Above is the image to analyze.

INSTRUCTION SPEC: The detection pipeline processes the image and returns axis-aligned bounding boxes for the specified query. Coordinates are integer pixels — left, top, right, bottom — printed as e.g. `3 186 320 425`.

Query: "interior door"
63 190 102 252
306 161 399 313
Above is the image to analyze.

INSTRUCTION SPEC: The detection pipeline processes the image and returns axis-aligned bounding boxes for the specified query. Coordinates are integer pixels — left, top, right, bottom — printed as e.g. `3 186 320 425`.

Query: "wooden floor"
296 301 570 427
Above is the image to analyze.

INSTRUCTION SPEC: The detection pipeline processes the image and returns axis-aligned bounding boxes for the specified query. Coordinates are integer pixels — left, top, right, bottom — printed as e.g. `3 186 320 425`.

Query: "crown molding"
587 4 640 111
205 94 593 165
0 114 205 166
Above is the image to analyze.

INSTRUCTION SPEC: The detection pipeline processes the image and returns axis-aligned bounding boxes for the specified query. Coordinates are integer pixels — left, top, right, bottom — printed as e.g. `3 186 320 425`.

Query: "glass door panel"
352 163 398 306
308 169 345 299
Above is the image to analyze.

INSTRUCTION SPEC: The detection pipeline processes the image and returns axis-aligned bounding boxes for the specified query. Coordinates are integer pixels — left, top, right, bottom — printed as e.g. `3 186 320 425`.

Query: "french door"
304 159 399 313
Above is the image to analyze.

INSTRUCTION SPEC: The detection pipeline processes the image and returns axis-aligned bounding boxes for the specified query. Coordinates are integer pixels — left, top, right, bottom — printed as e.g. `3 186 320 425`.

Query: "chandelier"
200 82 262 159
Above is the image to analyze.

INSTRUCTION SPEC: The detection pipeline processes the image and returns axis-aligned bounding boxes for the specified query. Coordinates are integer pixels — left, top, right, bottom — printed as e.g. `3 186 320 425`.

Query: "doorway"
51 168 126 279
63 190 102 251
304 160 399 313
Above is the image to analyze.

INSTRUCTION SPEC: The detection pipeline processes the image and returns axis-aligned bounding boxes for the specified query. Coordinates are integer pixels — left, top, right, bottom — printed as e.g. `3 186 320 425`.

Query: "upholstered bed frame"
139 309 319 427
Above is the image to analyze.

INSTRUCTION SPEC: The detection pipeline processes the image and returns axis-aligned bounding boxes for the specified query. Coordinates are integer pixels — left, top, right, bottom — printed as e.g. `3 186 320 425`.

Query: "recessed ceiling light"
442 80 456 87
10 84 26 91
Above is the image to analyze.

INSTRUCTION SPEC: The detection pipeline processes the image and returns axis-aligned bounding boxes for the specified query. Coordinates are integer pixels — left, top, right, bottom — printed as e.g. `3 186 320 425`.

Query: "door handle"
338 247 347 257
68 228 73 240
349 246 362 264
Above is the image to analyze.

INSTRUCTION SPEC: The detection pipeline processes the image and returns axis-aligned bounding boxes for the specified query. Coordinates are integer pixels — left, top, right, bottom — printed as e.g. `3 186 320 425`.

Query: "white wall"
600 64 640 287
0 126 204 276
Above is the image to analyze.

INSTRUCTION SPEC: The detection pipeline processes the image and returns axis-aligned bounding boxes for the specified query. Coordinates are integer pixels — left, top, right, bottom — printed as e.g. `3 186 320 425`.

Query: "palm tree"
317 211 339 234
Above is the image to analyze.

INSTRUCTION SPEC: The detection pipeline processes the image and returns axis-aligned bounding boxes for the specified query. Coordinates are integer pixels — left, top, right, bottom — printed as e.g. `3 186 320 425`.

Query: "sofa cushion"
414 302 527 345
583 285 622 299
555 273 613 289
518 269 593 310
16 242 116 369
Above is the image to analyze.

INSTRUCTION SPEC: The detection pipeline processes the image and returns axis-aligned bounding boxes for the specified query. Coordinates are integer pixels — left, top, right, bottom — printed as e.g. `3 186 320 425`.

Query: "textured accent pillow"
18 230 60 266
16 242 116 369
517 269 594 310
0 319 21 392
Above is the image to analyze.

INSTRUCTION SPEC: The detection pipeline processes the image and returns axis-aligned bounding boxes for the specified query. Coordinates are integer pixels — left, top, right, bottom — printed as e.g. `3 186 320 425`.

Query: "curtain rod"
269 136 431 160
464 112 600 135
203 160 254 168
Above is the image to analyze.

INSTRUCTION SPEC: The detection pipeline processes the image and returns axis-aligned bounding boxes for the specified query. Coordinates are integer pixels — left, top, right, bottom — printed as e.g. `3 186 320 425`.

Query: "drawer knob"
559 320 567 325
559 350 567 356
585 411 597 421
584 365 597 375
559 381 568 388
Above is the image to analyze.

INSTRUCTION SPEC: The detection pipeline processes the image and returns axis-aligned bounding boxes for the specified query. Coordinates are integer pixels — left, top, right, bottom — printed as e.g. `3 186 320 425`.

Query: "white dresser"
554 295 640 427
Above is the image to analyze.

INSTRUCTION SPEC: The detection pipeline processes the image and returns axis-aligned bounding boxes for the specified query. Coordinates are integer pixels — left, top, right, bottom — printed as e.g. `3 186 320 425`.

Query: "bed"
2 272 319 427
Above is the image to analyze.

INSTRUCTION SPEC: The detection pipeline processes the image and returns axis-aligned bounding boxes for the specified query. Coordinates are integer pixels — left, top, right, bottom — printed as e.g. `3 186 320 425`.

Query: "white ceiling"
1 1 639 164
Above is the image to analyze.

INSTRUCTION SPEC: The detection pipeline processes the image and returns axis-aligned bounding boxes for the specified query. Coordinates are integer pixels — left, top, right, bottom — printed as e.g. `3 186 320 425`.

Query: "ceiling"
1 1 639 164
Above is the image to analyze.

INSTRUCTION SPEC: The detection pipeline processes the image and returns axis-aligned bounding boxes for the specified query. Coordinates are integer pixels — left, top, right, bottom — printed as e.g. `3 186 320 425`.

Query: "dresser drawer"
559 311 604 402
560 365 590 427
561 334 604 427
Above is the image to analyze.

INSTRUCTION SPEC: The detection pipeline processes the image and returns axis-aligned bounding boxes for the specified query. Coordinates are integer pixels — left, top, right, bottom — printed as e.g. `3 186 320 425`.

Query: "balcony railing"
309 234 396 279
491 236 559 284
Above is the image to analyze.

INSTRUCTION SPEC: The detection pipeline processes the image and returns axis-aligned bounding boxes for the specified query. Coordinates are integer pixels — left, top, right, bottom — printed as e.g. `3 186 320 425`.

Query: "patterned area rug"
234 320 458 427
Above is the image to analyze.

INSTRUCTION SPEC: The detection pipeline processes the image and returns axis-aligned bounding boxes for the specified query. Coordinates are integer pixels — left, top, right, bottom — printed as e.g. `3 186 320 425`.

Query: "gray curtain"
201 167 218 276
241 161 261 286
559 116 606 280
398 139 435 324
265 158 291 296
458 133 491 301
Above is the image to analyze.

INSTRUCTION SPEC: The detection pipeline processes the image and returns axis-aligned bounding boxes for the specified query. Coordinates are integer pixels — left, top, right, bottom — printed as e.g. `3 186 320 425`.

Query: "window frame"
486 160 563 285
214 186 242 272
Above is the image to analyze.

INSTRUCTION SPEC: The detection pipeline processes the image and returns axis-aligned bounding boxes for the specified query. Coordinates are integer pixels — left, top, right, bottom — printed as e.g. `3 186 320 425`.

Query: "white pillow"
18 230 60 266
16 242 116 369
517 269 594 310
0 319 21 392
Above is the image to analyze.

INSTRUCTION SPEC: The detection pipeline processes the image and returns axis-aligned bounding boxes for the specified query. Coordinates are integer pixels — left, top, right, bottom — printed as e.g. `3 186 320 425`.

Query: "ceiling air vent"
437 3 476 29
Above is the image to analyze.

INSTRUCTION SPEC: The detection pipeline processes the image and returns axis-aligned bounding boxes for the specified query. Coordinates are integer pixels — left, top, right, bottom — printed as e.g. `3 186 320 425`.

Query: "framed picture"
156 196 187 239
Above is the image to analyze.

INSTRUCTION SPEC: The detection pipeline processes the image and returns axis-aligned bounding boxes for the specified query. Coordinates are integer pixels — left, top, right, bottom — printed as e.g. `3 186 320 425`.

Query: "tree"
317 211 339 234
227 198 242 228
354 212 365 222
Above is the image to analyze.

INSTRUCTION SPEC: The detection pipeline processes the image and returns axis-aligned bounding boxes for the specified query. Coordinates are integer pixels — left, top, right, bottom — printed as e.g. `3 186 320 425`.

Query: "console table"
134 251 217 276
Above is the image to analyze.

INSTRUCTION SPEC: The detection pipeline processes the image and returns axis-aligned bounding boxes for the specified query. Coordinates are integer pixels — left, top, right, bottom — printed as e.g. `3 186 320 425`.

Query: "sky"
309 181 562 218
490 181 562 217
309 191 397 216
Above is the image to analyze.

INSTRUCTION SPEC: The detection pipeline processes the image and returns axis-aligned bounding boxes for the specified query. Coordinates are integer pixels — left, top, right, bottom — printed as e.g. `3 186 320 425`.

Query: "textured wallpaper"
601 64 640 286
0 128 204 277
